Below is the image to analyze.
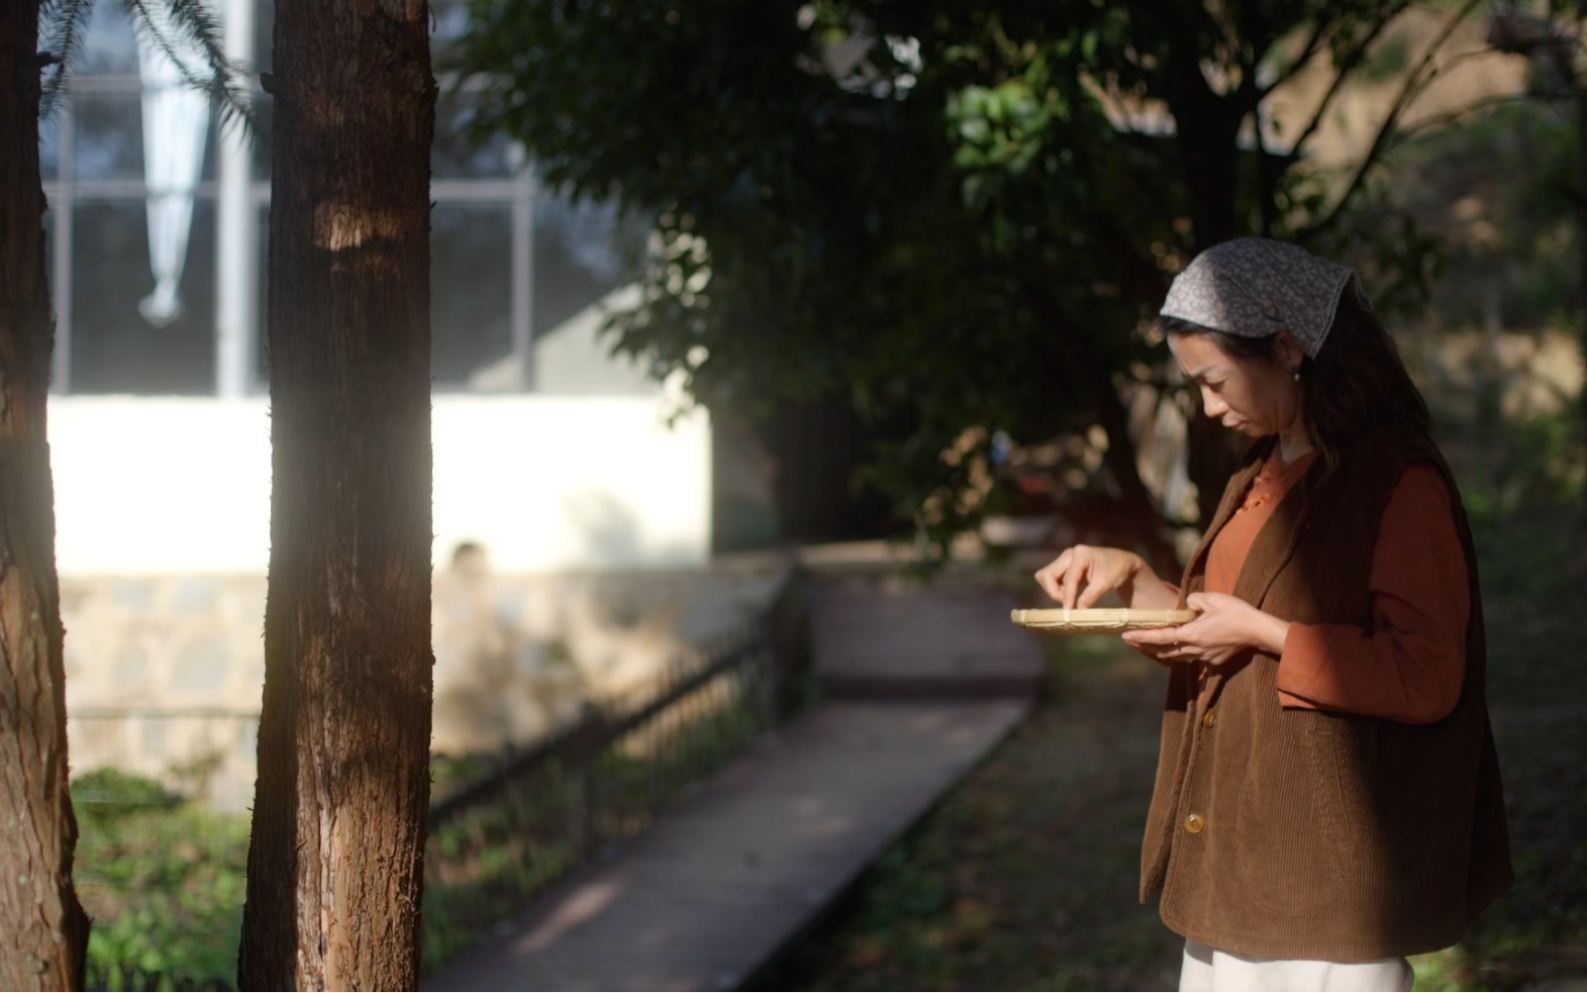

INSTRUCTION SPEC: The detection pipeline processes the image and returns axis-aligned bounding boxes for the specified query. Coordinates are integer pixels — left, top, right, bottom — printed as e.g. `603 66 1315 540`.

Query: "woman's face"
1168 332 1303 439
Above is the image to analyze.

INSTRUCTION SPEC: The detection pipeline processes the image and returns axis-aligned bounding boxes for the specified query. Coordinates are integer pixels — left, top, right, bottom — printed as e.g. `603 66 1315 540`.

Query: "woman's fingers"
1076 579 1107 609
1123 625 1182 648
1035 545 1137 609
1033 549 1071 604
1123 625 1184 665
1058 556 1087 610
1035 547 1088 609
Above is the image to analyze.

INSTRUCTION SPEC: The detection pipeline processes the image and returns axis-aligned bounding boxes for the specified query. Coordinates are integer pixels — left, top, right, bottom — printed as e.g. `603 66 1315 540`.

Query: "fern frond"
121 0 258 141
38 0 96 120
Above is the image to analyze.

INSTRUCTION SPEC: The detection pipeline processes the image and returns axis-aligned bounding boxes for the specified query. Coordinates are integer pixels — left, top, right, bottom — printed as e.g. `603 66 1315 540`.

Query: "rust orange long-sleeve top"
1204 449 1470 725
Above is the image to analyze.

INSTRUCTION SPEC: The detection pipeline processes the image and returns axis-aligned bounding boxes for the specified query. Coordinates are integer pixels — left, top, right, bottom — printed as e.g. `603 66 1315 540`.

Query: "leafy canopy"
454 0 1464 557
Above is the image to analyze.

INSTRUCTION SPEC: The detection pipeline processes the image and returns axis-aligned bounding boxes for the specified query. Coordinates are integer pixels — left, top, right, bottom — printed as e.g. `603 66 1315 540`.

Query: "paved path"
811 579 1046 700
425 574 1044 992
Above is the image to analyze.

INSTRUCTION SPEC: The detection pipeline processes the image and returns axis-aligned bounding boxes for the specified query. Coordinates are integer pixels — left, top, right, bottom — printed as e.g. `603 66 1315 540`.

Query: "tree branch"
1299 0 1487 241
1020 283 1183 575
1094 211 1173 306
1259 14 1334 97
1278 2 1414 161
1229 10 1277 236
1255 105 1277 237
1395 89 1564 141
39 0 91 118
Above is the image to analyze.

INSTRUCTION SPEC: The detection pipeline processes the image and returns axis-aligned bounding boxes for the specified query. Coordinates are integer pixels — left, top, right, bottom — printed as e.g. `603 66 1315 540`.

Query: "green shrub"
72 769 248 992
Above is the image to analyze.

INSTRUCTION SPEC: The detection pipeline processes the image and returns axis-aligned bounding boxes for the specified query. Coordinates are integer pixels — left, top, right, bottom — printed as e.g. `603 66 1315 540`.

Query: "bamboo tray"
1010 608 1197 635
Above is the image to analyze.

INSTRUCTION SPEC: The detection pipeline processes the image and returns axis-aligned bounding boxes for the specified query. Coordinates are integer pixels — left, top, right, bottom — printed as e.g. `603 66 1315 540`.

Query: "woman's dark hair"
1160 289 1430 472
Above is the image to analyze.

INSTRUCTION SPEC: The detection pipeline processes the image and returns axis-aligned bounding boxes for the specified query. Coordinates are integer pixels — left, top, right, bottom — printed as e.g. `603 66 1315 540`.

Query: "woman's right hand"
1034 545 1150 609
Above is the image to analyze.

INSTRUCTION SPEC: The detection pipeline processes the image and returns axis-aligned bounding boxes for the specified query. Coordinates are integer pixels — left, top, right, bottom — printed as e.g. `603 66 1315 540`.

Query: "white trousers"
1179 938 1415 992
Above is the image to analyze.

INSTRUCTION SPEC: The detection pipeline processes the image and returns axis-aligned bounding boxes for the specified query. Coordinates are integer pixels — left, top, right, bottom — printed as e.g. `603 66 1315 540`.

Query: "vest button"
1202 708 1217 728
1185 813 1206 834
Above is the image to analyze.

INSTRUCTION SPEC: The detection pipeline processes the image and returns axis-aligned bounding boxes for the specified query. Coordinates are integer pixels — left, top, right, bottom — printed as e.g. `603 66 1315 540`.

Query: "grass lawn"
752 637 1183 992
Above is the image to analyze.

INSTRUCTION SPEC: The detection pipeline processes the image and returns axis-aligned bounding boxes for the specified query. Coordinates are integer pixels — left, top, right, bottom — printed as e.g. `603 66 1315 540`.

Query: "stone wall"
63 556 790 811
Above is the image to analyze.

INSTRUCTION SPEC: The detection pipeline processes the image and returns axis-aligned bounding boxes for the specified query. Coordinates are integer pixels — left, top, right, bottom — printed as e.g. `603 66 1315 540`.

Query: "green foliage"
1387 99 1583 331
72 769 247 992
452 0 1460 556
1451 408 1587 989
1456 407 1585 659
423 764 584 970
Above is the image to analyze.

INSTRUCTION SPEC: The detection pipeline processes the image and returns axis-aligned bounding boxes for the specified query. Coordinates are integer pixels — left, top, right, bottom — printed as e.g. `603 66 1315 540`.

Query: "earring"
1292 368 1301 383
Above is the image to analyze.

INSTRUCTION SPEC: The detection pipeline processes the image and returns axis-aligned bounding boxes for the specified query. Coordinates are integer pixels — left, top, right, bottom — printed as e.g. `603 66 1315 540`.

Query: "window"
41 0 644 397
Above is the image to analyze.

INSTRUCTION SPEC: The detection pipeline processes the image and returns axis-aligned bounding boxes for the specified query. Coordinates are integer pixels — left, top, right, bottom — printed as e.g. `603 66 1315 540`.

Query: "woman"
1034 239 1511 992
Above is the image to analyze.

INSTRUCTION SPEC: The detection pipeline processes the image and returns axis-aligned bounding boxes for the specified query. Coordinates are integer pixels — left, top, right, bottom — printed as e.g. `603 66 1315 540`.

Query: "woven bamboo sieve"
1010 607 1198 635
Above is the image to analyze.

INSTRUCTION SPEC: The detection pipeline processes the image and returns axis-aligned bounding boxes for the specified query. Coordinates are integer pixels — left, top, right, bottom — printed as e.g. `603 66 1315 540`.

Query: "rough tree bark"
237 0 436 988
1163 35 1259 535
0 2 91 988
1576 66 1587 521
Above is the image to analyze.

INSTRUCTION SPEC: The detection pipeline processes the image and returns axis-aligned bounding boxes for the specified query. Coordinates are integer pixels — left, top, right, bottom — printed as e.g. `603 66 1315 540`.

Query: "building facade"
45 0 722 802
43 0 711 579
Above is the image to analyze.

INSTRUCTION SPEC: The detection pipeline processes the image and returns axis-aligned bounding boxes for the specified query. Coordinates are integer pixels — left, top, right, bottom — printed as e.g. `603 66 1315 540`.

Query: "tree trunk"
238 1 436 988
1083 353 1185 578
1025 285 1183 575
1577 73 1587 522
0 2 91 988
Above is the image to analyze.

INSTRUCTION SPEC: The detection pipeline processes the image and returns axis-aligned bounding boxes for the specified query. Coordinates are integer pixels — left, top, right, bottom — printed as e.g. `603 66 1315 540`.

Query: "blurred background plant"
72 768 247 992
450 0 1500 569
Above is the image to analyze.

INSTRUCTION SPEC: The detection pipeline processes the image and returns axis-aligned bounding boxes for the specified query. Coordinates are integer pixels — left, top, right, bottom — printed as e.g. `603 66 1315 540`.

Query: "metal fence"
65 565 806 988
421 569 807 969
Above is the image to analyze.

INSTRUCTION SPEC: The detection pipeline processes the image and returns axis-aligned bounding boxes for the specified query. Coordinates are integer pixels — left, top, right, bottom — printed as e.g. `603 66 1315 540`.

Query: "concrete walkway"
425 573 1044 992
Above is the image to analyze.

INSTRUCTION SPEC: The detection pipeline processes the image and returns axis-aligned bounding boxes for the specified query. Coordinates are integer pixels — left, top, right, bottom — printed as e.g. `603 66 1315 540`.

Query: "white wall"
49 395 711 576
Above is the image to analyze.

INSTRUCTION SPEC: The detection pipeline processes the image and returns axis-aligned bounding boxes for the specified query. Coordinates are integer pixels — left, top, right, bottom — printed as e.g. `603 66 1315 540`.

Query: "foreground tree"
455 0 1500 566
3 2 242 984
0 2 89 986
237 1 436 987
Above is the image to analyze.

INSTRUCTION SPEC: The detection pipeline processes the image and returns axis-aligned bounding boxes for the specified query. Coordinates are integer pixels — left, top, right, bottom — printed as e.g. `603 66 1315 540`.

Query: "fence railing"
69 706 261 814
64 563 807 987
421 565 807 969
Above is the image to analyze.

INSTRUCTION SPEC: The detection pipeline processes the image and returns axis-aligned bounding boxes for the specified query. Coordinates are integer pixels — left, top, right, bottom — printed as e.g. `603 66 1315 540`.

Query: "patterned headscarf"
1158 238 1364 357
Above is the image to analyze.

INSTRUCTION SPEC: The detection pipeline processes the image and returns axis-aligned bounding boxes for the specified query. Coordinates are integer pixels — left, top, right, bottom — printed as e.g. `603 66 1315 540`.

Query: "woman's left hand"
1123 592 1290 666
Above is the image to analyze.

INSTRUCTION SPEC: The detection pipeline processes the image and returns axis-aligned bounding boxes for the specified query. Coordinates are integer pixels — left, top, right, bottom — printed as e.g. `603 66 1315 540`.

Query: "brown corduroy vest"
1140 431 1513 961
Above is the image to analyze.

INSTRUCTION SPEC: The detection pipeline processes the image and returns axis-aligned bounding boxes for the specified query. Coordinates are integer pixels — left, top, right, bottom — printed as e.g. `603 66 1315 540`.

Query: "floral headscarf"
1159 238 1366 357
